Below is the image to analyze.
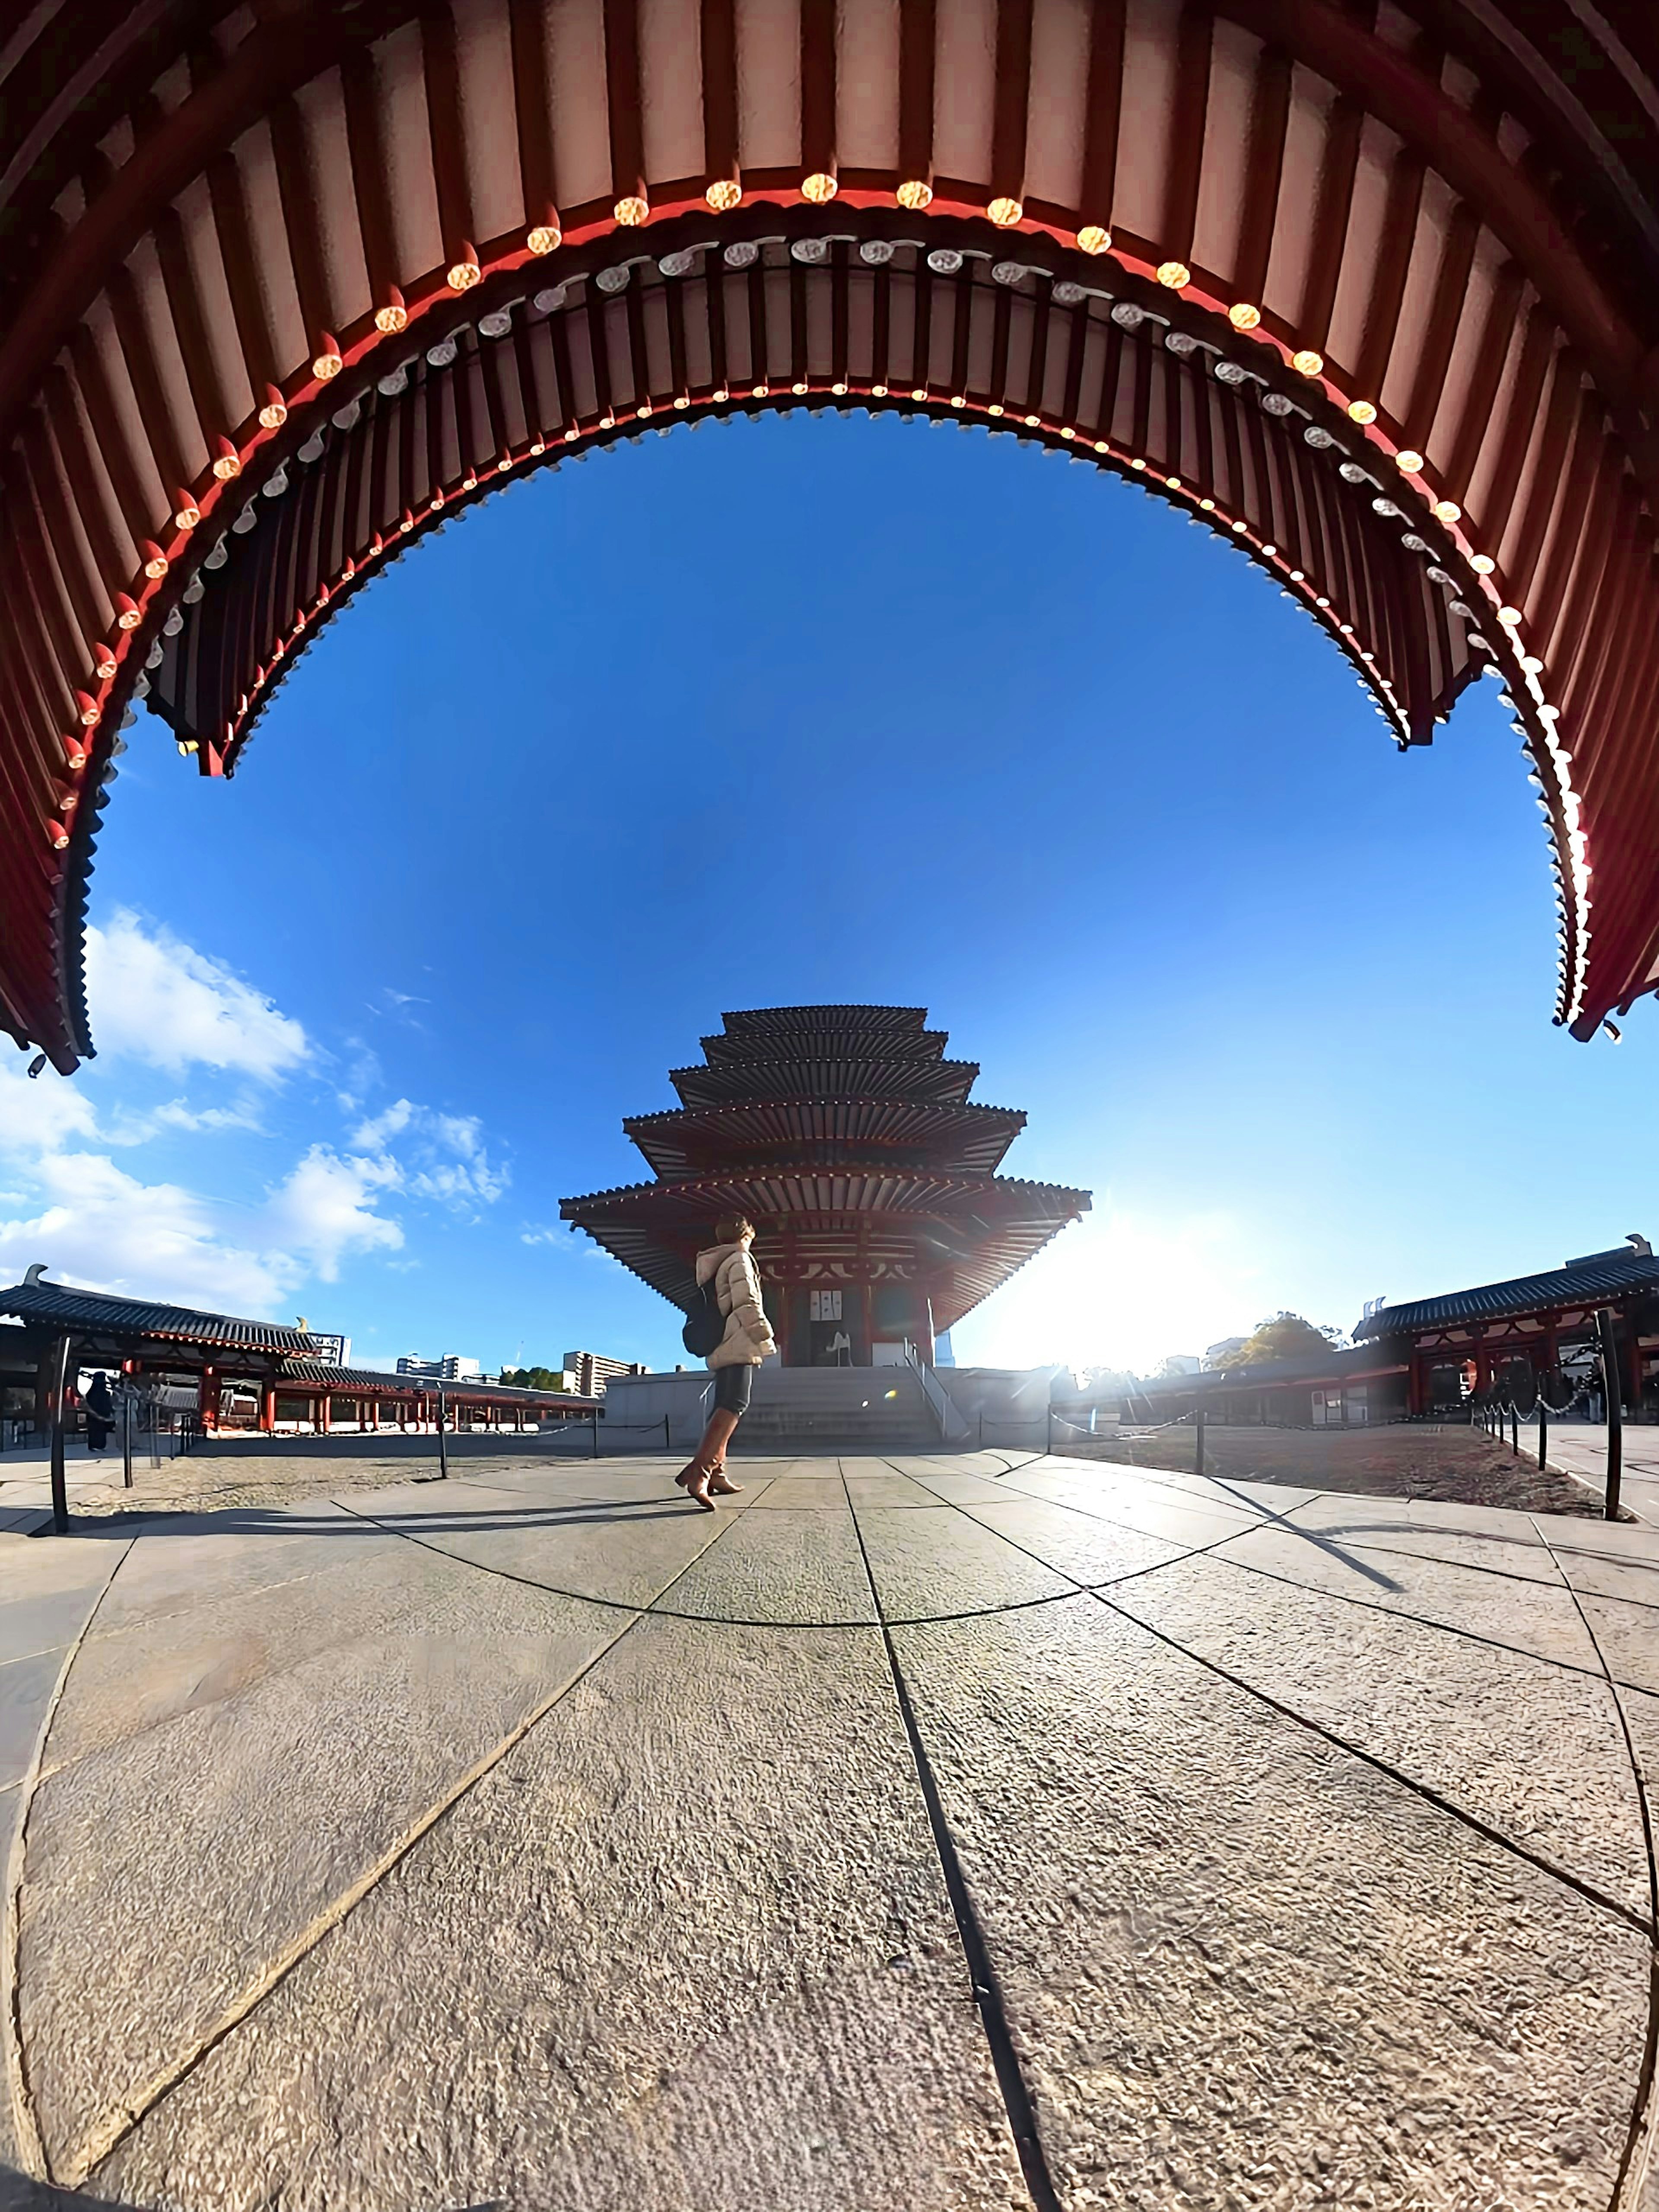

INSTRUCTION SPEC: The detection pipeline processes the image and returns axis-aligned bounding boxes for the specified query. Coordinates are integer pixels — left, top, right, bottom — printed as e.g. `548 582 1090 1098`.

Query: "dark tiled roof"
0 1278 316 1353
1115 1344 1386 1399
1353 1247 1659 1340
721 1005 928 1032
276 1359 592 1404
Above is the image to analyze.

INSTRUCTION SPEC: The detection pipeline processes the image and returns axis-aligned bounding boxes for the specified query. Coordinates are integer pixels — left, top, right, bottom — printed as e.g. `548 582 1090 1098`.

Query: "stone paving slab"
953 1494 1193 1586
893 1594 1647 2212
1002 1468 1261 1552
1112 1553 1652 1918
20 1573 641 2174
90 1616 1026 2212
854 1506 1075 1621
1281 1494 1569 1582
348 1484 762 1614
1204 1523 1605 1673
664 1503 878 1624
0 1450 1652 2210
843 1471 948 1510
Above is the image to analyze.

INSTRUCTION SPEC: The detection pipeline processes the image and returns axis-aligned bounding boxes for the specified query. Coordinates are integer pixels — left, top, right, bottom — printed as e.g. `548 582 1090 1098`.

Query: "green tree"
1223 1313 1344 1369
500 1365 568 1391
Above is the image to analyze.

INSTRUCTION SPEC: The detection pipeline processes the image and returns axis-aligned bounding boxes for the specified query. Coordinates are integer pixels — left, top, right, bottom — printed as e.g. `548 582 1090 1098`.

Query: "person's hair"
714 1212 753 1244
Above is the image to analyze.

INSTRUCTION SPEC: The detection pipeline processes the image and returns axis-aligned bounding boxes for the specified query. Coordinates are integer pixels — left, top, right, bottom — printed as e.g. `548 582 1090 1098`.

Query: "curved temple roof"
563 1006 1090 1331
3 2 1659 1065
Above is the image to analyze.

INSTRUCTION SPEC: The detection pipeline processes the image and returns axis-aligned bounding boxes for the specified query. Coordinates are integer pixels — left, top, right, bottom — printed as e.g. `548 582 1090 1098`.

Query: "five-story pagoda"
561 1007 1090 1367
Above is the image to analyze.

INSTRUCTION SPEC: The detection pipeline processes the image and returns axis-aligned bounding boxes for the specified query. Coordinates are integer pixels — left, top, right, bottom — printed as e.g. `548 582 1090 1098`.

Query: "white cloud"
0 939 505 1319
0 1150 288 1313
263 1147 404 1282
0 1062 401 1313
84 910 308 1082
351 1098 416 1150
105 1098 267 1144
0 1061 100 1155
352 1100 508 1212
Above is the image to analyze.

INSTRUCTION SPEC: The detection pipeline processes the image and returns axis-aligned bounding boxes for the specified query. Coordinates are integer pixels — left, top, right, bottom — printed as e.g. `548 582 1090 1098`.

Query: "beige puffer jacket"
696 1239 777 1370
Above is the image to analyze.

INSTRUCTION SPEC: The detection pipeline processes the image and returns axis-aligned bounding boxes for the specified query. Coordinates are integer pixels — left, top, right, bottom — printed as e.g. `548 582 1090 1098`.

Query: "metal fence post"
664 1415 671 1452
122 1392 133 1490
1510 1404 1519 1456
1195 1405 1205 1478
1599 1309 1624 1520
436 1387 449 1480
48 1330 70 1534
591 1408 599 1459
1538 1398 1548 1472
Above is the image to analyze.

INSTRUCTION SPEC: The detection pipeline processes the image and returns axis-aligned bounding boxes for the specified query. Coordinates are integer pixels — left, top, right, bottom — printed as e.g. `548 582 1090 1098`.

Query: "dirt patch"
41 1449 557 1522
1059 1423 1614 1517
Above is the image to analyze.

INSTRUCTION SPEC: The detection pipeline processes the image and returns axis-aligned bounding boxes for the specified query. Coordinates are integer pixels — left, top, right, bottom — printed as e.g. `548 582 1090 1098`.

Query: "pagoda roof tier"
559 1171 1090 1333
720 1007 929 1037
623 1100 1027 1180
701 1030 949 1067
671 1058 980 1109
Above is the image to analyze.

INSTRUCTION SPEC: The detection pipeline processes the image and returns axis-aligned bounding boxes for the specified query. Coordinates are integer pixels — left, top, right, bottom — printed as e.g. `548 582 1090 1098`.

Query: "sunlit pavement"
1 1450 1656 2211
1514 1421 1659 1526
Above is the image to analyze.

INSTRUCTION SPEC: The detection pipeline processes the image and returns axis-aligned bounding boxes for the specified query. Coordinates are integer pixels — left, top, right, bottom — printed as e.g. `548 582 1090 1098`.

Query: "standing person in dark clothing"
84 1370 115 1452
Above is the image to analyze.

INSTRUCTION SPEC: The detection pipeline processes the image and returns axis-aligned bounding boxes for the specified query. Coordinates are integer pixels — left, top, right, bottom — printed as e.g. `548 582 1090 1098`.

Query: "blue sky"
5 408 1652 1374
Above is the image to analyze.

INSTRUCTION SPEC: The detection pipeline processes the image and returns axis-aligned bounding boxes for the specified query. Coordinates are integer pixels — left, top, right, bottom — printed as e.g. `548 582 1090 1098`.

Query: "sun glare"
951 1208 1266 1373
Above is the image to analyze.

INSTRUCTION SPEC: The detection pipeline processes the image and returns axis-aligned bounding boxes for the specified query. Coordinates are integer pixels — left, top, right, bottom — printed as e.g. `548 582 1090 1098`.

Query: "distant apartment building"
396 1354 482 1381
563 1350 648 1397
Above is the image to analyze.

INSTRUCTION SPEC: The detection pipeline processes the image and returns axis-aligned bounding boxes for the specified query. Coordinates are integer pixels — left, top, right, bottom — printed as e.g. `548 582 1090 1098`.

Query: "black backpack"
682 1271 726 1357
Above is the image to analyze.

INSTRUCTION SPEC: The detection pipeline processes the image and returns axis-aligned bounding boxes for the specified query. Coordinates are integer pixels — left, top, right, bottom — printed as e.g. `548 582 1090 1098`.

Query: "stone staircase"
737 1366 942 1448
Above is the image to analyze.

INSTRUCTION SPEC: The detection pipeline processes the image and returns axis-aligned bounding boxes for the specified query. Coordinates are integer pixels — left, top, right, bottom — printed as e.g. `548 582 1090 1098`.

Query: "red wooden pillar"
1405 1348 1424 1416
261 1383 276 1433
317 1392 331 1435
197 1363 218 1432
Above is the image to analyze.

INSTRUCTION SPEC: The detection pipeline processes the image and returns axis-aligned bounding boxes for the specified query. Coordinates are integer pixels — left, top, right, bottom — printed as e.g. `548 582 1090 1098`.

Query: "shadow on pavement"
0 2177 503 2212
32 1498 706 1542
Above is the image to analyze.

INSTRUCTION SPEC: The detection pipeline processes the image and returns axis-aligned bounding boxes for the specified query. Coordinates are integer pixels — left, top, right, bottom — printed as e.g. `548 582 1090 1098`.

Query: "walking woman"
677 1213 775 1509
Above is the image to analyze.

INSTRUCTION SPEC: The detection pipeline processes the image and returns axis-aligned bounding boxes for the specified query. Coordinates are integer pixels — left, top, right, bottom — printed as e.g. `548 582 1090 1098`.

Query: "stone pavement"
1513 1419 1659 1526
1 1449 1656 2212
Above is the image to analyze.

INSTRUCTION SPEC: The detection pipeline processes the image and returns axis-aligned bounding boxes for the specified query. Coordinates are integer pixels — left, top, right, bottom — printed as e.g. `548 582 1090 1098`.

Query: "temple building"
561 1007 1090 1368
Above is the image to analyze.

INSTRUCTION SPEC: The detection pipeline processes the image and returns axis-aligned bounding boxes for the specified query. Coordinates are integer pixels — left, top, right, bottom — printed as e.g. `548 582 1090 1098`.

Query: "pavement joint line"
328 1489 1125 1632
927 1481 1657 1942
5 1532 136 2186
1096 1586 1658 1939
1023 1461 1640 1603
1173 1537 1635 1693
64 1487 757 2190
836 1458 1064 2212
1525 1511 1659 2212
0 1641 76 1676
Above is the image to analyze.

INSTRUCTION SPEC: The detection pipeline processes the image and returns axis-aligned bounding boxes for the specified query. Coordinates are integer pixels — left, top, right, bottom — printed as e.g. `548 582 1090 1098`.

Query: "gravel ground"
43 1448 551 1522
38 1427 1615 1523
1058 1423 1614 1516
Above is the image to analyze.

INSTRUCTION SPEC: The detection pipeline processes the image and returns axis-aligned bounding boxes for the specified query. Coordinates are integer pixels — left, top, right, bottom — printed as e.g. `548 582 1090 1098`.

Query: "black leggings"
712 1364 753 1416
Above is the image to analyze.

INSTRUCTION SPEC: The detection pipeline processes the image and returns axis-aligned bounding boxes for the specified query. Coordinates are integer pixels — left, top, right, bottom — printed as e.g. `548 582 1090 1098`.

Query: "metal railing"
904 1345 973 1444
